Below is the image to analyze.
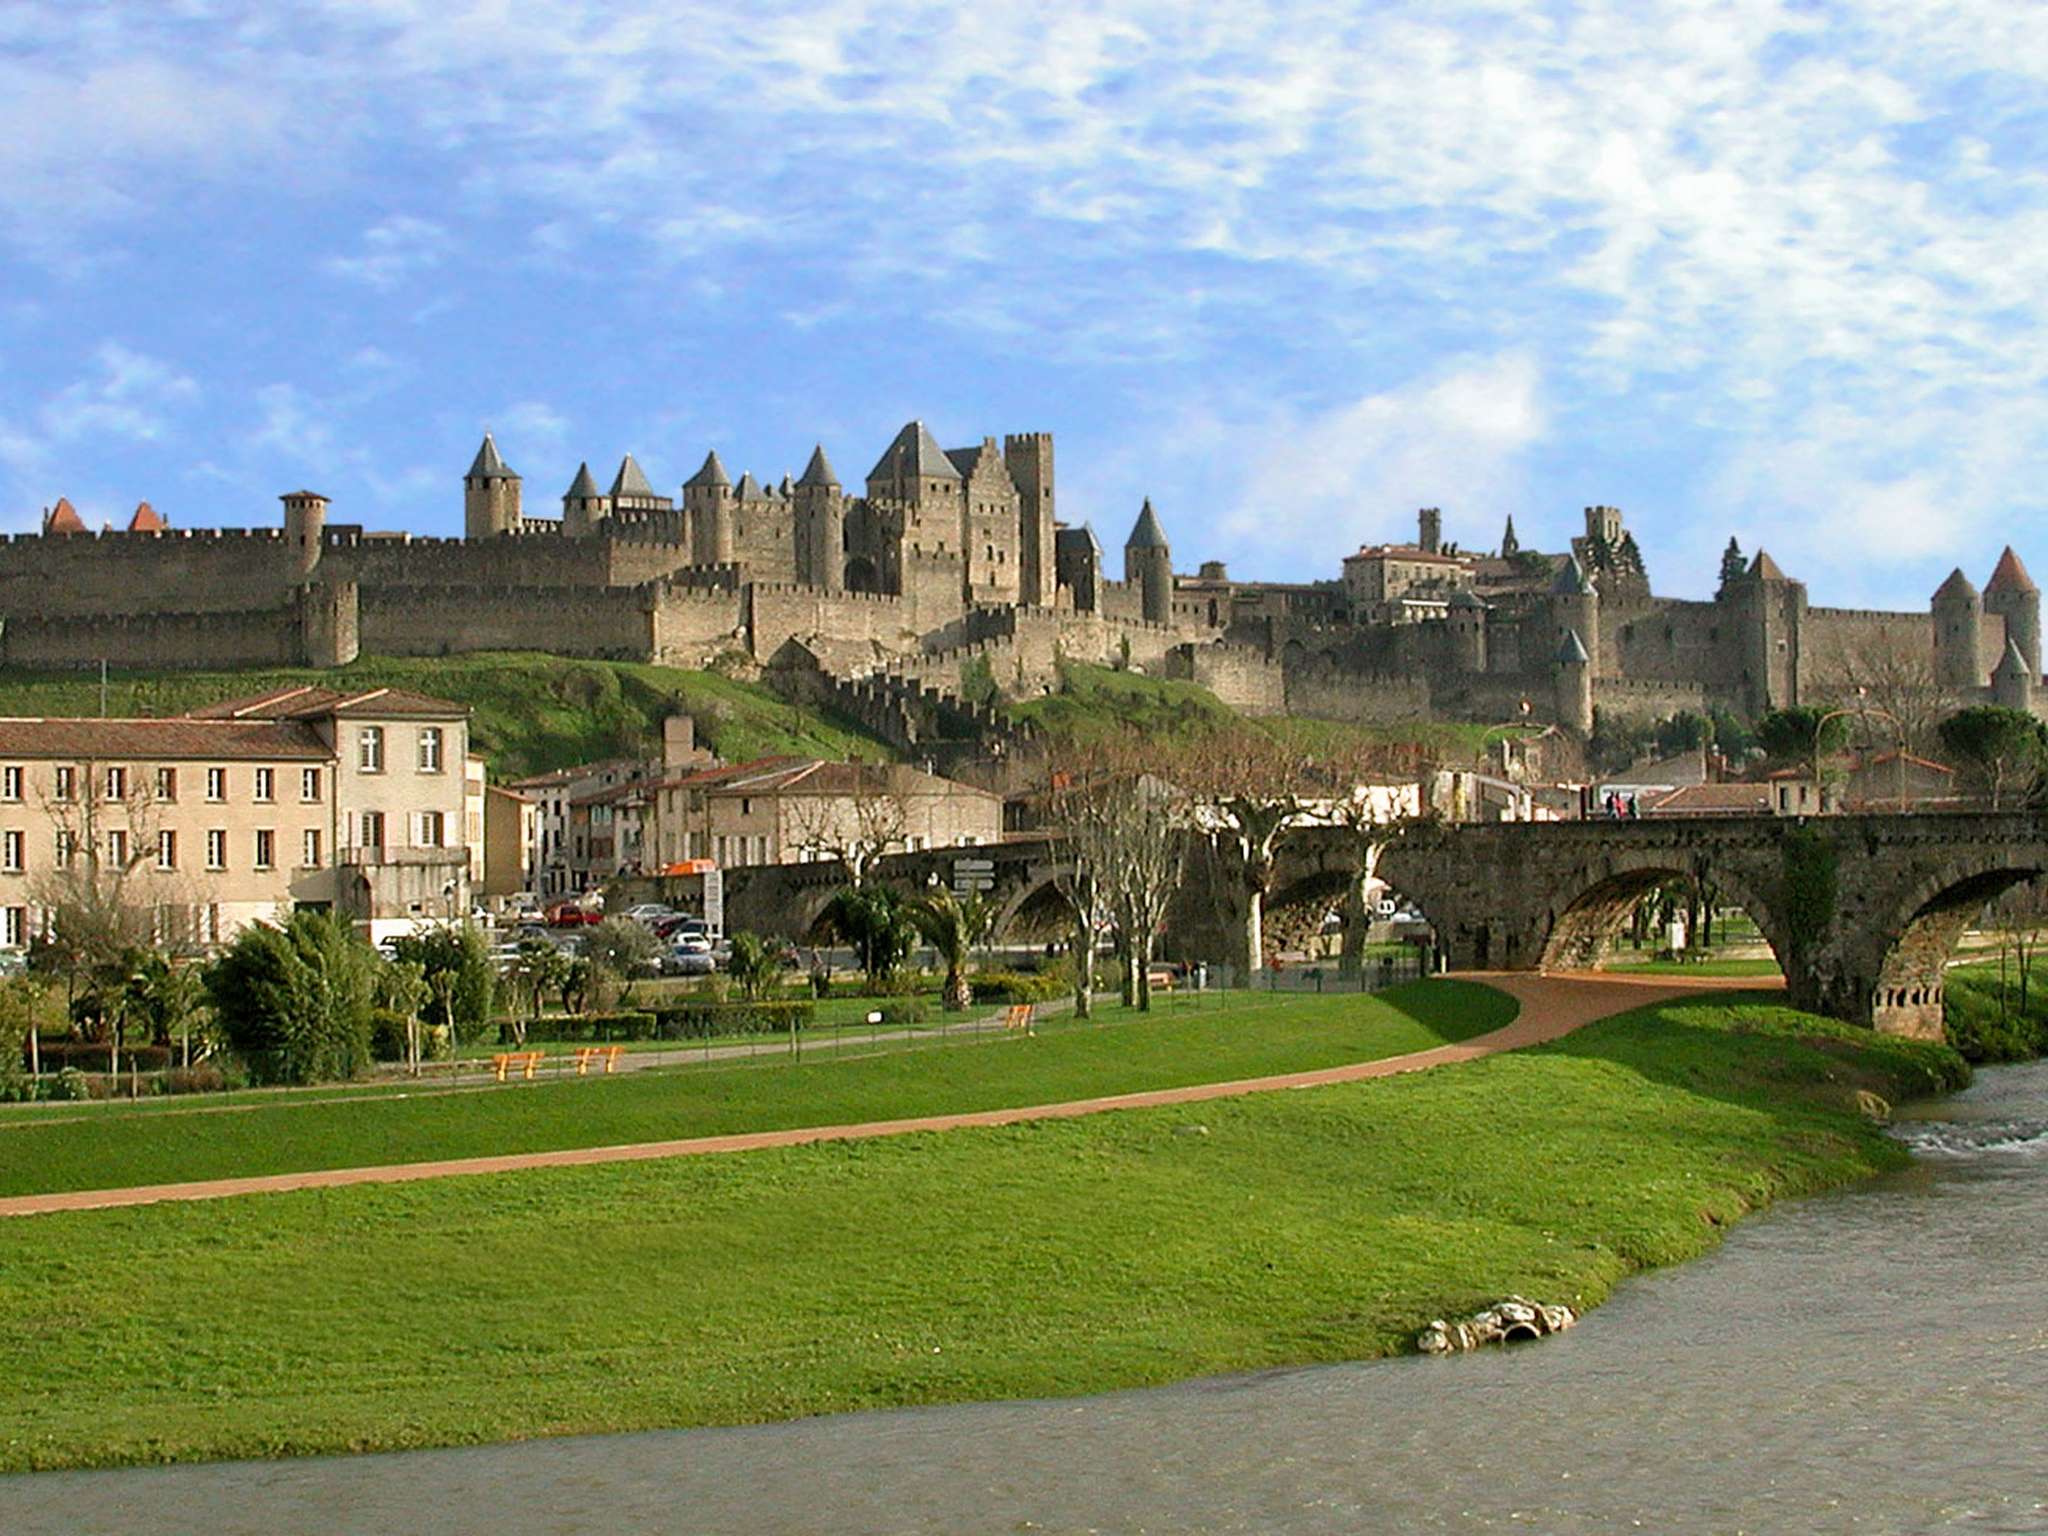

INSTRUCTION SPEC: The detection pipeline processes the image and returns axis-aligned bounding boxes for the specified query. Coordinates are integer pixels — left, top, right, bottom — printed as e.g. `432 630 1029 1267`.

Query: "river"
6 1060 2047 1535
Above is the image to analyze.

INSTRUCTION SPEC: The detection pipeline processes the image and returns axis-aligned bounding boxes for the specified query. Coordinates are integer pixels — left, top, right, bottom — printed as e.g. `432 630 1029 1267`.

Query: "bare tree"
1045 755 1110 1019
1174 732 1320 975
1312 744 1433 978
787 764 909 887
1089 747 1187 1011
1809 628 1955 754
30 758 176 1077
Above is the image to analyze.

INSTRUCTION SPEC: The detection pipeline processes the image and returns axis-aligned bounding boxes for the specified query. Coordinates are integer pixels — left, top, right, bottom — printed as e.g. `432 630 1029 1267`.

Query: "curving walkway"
0 971 1774 1220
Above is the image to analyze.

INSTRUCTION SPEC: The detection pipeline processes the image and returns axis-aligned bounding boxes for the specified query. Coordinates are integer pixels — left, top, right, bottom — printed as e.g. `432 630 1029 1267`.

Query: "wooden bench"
491 1049 545 1082
573 1044 626 1076
1003 1003 1035 1035
1146 968 1177 992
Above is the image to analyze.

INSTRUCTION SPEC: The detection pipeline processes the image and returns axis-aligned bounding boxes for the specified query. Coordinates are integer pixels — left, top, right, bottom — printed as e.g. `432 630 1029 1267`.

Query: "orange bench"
573 1044 626 1075
1003 1003 1035 1035
491 1049 545 1082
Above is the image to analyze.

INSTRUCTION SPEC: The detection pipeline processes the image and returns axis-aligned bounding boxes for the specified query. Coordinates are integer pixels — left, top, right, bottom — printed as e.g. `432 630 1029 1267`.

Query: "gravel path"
0 970 1773 1219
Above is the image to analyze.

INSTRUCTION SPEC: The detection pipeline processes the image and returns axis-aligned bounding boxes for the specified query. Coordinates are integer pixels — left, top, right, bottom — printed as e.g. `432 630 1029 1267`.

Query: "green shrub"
969 969 1064 1005
1943 962 2048 1062
649 1000 815 1039
873 998 926 1025
206 910 378 1085
368 1009 413 1063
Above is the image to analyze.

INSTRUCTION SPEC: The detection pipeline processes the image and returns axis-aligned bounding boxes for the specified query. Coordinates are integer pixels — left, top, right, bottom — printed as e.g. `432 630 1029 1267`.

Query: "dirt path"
0 971 1773 1219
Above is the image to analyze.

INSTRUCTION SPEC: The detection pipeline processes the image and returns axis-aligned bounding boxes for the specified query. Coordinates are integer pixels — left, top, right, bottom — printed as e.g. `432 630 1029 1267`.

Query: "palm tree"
907 885 992 1012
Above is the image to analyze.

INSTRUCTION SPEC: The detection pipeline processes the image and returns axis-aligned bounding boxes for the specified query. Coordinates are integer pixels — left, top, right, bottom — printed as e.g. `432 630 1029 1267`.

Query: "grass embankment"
0 990 1966 1473
0 984 1512 1199
0 654 889 778
1008 660 1502 757
1943 956 2048 1061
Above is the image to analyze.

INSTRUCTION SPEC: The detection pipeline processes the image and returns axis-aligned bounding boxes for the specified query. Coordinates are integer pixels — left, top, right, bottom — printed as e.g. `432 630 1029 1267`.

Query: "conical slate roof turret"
1749 549 1787 582
1556 627 1590 664
466 433 518 482
609 454 656 500
1126 499 1169 550
1549 553 1595 596
734 472 763 500
1995 637 2033 682
563 462 602 502
1988 546 2038 595
1934 567 1979 603
797 445 840 488
684 450 730 490
777 474 793 499
868 421 960 483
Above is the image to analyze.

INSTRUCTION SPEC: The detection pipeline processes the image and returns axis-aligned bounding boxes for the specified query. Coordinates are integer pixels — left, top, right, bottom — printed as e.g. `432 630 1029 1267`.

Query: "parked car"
624 903 678 926
652 914 709 940
545 900 600 928
660 946 717 977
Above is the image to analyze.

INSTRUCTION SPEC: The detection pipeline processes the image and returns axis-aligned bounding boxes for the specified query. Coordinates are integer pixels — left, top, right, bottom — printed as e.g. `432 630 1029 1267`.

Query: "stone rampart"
358 583 653 659
0 604 302 669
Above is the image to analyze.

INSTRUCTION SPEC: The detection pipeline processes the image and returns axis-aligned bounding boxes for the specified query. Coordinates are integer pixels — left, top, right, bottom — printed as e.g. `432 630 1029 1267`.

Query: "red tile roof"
42 498 86 535
127 501 165 533
0 717 330 761
1641 783 1772 816
188 685 467 720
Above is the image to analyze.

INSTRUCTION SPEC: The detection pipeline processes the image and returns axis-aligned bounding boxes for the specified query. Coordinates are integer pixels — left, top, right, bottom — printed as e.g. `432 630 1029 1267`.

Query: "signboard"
703 866 724 936
953 856 996 894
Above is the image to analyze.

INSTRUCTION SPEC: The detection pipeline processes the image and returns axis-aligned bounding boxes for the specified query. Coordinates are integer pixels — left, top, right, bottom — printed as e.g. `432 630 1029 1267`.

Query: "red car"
544 900 600 928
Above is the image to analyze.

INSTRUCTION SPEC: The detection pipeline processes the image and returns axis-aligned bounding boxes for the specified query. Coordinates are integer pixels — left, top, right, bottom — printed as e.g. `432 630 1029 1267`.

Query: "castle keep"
11 425 2044 735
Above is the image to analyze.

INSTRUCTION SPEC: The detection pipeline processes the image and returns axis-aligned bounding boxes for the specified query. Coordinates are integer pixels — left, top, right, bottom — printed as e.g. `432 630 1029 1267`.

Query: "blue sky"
7 2 2048 609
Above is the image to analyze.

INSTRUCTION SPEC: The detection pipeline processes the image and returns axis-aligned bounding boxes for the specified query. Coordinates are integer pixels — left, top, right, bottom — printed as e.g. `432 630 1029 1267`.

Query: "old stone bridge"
669 811 2048 1038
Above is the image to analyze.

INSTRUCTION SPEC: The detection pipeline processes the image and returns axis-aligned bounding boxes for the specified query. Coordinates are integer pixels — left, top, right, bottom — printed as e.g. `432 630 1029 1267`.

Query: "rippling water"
7 1062 2048 1535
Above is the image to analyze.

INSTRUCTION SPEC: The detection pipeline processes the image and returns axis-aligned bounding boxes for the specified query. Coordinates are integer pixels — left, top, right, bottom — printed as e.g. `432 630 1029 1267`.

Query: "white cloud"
323 216 454 290
1205 353 1548 574
39 343 199 445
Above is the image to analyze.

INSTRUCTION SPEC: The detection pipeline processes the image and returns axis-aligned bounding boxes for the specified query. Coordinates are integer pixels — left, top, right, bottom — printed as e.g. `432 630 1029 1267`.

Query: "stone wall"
1161 642 1287 715
358 583 653 658
0 603 302 669
0 527 301 615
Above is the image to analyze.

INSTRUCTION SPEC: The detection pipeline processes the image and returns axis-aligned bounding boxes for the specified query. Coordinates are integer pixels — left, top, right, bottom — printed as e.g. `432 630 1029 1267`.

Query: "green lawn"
1605 958 1785 977
0 983 1513 1199
0 653 890 778
0 991 1964 1472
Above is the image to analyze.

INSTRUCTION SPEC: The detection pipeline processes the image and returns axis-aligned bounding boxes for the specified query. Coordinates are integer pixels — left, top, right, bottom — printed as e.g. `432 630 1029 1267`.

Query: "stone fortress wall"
8 421 2045 738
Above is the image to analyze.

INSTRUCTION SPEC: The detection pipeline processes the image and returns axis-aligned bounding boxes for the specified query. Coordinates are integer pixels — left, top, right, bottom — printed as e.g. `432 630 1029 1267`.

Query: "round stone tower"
1985 546 2041 684
1554 627 1594 737
280 489 328 579
1549 553 1599 672
1124 499 1172 625
793 445 844 592
1447 588 1489 672
1993 638 2036 713
1931 567 1984 689
683 450 735 565
561 462 607 538
463 433 522 539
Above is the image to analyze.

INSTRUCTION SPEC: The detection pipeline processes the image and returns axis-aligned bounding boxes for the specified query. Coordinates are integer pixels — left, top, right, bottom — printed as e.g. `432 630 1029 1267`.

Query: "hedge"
968 970 1065 1005
650 1001 815 1039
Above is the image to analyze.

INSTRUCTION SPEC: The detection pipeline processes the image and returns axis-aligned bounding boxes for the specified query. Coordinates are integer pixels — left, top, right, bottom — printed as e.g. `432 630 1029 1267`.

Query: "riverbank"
0 990 1965 1474
0 983 1512 1200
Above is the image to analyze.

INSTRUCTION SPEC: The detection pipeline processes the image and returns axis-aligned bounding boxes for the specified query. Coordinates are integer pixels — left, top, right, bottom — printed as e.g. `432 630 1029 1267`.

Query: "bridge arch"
1535 849 1788 978
1856 856 2047 1037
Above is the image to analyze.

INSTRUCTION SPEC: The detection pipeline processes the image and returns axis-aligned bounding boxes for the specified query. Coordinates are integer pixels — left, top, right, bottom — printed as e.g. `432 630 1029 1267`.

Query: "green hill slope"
0 655 891 779
1010 661 1499 758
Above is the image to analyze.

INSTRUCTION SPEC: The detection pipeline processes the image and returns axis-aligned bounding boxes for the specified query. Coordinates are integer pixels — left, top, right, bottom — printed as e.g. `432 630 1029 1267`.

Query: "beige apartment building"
0 686 477 950
650 758 1002 870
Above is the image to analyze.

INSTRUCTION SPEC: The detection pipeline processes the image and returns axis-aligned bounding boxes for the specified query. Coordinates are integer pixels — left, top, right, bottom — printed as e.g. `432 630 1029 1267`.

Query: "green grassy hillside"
1011 660 1502 758
0 654 891 778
